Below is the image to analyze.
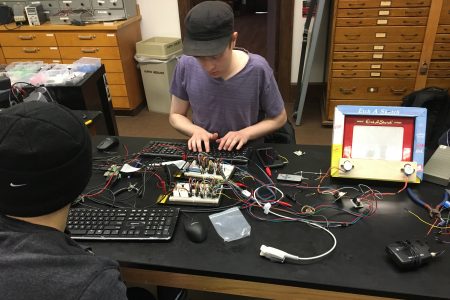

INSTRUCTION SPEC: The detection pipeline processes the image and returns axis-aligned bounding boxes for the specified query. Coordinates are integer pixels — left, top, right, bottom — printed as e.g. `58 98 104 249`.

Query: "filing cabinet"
0 16 145 114
326 0 450 121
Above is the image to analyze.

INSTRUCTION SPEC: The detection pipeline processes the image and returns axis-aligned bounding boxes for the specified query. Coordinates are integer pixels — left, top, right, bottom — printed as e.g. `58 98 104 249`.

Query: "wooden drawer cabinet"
326 0 450 121
0 16 144 114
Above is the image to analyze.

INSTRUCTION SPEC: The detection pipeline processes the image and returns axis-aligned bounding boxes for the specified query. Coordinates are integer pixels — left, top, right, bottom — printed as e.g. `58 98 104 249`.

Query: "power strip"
159 182 223 206
182 159 235 180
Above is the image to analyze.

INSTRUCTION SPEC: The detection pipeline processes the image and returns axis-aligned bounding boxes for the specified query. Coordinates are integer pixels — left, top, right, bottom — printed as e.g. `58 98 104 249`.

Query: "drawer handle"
345 21 362 25
348 3 365 7
343 46 360 50
390 88 407 95
342 54 359 58
342 64 358 68
81 48 99 53
341 72 357 76
23 48 39 53
394 73 411 77
395 64 412 68
401 33 418 37
438 54 450 58
402 20 421 25
405 1 425 5
346 11 364 16
344 34 361 40
397 54 414 58
339 87 356 94
398 46 416 50
78 35 96 40
18 35 35 40
405 10 424 15
440 38 450 42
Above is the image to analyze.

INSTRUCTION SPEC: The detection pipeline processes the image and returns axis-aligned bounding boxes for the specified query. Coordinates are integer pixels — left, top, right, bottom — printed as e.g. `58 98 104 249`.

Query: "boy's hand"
217 131 249 151
188 129 218 152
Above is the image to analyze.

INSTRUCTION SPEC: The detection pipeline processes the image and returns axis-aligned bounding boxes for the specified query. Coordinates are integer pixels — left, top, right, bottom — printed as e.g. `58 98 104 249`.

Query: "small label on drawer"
31 1 40 4
52 60 61 63
370 72 381 77
371 64 381 69
373 45 384 50
50 47 58 50
107 34 116 37
46 34 54 37
98 0 105 3
60 17 69 20
377 19 388 25
97 11 108 14
63 1 72 3
380 1 392 6
368 87 379 93
373 53 383 59
375 32 387 38
378 10 390 16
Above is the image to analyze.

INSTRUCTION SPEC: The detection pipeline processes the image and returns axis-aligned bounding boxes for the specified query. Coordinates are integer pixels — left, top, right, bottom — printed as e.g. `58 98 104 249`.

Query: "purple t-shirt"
170 51 285 138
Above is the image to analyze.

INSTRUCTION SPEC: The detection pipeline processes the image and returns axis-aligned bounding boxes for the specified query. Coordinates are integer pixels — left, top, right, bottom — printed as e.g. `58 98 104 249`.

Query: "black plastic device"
256 147 285 168
96 137 119 151
385 240 433 269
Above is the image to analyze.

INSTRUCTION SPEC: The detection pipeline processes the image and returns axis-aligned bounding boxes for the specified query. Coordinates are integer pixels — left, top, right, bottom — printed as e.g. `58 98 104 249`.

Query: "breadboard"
158 182 223 207
182 160 235 180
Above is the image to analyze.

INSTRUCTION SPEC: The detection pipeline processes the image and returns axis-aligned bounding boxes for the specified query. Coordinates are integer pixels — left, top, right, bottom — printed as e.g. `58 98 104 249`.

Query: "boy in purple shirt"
170 1 287 152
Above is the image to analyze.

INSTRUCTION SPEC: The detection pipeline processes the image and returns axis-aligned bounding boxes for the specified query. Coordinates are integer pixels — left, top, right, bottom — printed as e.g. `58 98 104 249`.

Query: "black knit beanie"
0 101 92 217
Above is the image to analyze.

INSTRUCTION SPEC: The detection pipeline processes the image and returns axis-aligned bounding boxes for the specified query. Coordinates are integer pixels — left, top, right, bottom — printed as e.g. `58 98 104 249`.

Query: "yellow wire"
279 155 289 163
407 210 450 229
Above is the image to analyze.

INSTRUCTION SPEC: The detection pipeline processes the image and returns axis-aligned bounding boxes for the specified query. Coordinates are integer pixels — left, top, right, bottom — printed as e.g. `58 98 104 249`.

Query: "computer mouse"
96 137 119 151
184 219 207 243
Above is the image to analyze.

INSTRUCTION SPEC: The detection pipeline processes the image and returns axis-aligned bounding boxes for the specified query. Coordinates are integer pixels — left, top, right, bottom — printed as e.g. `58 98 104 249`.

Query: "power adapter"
385 240 436 269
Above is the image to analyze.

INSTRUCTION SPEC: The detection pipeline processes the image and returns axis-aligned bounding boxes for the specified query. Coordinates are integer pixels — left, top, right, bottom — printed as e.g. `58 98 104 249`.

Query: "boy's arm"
169 95 218 152
217 108 288 151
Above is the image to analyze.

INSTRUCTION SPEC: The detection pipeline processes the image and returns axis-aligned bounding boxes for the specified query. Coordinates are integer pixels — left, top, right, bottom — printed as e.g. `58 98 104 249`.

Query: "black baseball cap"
183 1 234 56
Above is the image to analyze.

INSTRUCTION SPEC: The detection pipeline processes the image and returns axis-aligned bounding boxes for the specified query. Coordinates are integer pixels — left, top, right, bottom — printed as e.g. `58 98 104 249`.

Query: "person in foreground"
0 101 155 300
169 0 287 152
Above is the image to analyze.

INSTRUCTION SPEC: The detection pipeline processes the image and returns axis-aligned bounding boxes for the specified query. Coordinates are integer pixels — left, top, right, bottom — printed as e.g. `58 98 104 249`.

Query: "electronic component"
25 4 47 26
182 158 235 180
13 3 26 24
385 240 440 269
276 173 302 183
0 5 13 25
159 181 223 206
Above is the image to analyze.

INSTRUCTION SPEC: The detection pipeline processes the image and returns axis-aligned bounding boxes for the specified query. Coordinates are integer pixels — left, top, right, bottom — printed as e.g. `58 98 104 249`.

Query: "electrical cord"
259 208 337 264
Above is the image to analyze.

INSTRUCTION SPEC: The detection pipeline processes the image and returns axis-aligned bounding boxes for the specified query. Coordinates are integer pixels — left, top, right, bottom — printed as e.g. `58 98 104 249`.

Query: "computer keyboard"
140 140 252 164
67 207 180 241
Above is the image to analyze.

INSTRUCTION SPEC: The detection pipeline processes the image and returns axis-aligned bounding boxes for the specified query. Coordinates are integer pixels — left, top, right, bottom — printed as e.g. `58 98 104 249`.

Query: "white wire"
266 209 337 261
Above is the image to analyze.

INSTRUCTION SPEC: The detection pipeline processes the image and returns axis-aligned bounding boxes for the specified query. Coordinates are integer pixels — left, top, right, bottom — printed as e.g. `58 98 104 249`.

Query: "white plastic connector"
263 203 271 214
260 245 298 263
241 189 251 197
